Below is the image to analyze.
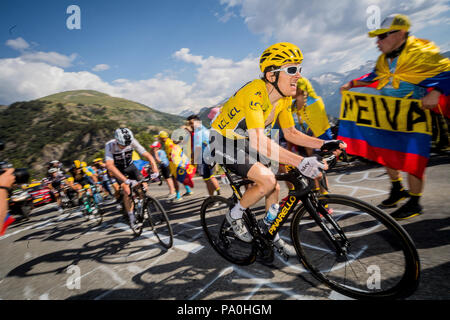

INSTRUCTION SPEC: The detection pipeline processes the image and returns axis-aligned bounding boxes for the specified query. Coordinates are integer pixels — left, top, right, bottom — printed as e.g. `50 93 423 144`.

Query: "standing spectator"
0 168 16 235
150 141 177 200
186 115 221 196
157 131 194 201
339 14 450 220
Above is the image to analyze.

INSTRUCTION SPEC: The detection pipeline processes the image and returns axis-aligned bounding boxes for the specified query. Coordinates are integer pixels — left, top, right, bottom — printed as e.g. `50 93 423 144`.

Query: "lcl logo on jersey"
228 106 240 119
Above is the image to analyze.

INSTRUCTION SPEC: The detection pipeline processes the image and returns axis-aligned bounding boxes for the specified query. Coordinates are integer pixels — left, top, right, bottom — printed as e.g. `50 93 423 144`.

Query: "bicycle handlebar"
274 144 346 196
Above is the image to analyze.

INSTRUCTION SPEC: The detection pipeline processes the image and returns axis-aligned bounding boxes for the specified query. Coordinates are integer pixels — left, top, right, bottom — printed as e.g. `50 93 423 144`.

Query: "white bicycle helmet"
114 128 134 146
48 168 58 174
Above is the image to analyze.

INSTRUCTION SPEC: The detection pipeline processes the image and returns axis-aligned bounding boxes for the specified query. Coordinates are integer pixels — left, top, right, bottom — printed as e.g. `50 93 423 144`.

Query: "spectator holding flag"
339 13 450 220
157 131 195 202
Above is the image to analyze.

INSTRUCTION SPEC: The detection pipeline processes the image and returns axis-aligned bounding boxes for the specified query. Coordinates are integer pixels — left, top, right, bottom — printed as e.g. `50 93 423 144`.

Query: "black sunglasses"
377 30 400 40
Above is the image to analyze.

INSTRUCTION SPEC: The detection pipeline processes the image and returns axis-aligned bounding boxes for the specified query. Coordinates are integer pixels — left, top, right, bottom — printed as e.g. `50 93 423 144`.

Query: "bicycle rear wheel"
200 196 256 266
291 194 420 300
145 196 173 248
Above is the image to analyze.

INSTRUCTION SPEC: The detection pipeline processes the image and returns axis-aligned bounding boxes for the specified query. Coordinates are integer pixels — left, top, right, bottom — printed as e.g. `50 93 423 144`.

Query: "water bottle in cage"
263 203 280 226
136 199 143 217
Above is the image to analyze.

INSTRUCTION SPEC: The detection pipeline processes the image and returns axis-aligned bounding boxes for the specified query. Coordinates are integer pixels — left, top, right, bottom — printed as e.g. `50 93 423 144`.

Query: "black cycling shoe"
379 188 409 208
390 201 423 221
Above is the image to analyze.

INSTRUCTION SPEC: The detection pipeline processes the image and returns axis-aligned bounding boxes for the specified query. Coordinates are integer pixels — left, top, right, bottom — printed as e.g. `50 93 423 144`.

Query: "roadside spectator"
150 141 177 200
186 115 221 196
339 14 450 220
0 168 16 235
157 131 194 201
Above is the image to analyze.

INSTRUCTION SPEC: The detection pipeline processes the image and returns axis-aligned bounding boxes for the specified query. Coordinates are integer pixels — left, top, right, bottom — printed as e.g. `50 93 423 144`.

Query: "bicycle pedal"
276 248 289 261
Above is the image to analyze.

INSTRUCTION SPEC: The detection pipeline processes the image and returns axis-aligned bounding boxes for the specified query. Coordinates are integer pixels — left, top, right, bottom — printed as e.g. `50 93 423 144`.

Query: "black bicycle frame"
221 166 313 241
222 165 350 254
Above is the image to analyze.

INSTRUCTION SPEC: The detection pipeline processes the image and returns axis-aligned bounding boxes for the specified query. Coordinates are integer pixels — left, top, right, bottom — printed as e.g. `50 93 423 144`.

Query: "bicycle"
79 183 104 225
58 180 78 210
125 175 174 249
200 150 421 300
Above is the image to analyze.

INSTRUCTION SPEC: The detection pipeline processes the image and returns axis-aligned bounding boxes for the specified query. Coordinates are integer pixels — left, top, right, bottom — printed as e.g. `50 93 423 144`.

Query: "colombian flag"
337 91 432 178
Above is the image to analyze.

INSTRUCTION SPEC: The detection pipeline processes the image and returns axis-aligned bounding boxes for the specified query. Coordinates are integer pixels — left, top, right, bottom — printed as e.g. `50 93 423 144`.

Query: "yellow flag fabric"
374 36 450 90
131 151 141 161
162 138 188 175
297 77 319 100
295 97 330 138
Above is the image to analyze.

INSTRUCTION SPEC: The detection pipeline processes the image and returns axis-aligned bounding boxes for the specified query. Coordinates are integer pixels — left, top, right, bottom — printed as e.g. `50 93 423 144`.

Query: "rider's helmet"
259 42 303 73
48 168 58 174
73 160 82 168
93 158 103 163
114 128 134 146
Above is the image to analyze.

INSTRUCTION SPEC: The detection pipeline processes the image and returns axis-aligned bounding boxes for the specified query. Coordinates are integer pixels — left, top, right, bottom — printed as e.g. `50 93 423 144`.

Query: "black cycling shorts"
207 131 271 178
159 164 171 180
119 163 143 182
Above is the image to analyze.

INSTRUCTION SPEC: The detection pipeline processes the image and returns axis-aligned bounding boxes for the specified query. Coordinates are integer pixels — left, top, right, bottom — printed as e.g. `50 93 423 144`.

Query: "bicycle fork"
302 195 350 257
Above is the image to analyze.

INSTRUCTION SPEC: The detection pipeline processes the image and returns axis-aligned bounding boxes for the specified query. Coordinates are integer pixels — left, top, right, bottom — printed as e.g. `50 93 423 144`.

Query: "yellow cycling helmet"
259 42 303 73
73 160 81 168
93 158 103 163
158 131 169 139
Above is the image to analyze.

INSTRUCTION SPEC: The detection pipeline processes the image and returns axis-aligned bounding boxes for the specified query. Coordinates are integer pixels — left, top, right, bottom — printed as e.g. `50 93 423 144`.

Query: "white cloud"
173 48 260 107
5 37 30 51
5 37 78 68
20 51 78 68
0 57 112 104
0 45 259 115
92 64 111 72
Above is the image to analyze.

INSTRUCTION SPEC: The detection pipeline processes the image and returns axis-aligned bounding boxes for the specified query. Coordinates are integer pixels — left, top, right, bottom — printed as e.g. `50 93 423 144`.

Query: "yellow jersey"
211 79 295 139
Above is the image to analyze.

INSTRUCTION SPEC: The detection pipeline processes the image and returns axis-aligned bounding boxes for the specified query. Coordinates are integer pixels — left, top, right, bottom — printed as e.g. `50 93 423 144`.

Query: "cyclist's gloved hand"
150 172 159 180
321 140 345 153
125 179 139 188
297 156 325 179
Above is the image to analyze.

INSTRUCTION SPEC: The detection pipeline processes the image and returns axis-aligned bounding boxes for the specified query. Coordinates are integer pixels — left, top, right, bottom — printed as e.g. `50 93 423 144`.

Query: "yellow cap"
158 131 169 138
368 14 411 38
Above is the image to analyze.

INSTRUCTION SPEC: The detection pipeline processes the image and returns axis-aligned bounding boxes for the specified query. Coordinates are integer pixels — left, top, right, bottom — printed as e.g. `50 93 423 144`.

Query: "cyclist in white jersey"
105 128 159 229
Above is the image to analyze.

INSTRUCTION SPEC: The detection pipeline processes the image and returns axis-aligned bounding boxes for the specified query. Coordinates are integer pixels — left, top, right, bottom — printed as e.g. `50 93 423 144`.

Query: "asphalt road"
1 153 449 301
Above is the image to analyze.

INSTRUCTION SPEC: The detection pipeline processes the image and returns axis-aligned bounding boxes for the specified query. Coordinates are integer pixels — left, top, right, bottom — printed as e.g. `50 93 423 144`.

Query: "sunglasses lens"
286 66 301 75
377 33 388 40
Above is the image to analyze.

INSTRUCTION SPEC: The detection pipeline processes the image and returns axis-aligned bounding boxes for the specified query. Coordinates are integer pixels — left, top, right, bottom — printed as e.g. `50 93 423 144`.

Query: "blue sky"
0 0 449 114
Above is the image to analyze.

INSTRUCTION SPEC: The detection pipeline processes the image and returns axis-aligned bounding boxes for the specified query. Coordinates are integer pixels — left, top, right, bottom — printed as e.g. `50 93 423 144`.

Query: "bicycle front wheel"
291 194 420 300
200 196 256 266
145 196 173 248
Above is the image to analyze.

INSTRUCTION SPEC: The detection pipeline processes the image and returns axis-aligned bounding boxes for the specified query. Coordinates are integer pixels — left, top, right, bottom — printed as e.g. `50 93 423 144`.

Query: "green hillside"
0 90 185 177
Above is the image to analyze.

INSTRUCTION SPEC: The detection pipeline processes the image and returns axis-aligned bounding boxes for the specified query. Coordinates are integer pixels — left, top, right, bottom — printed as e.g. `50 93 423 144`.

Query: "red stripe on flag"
338 136 429 178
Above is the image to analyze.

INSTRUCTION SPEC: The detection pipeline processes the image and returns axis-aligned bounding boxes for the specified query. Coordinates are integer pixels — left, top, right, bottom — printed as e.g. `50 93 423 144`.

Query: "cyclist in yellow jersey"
208 42 346 253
